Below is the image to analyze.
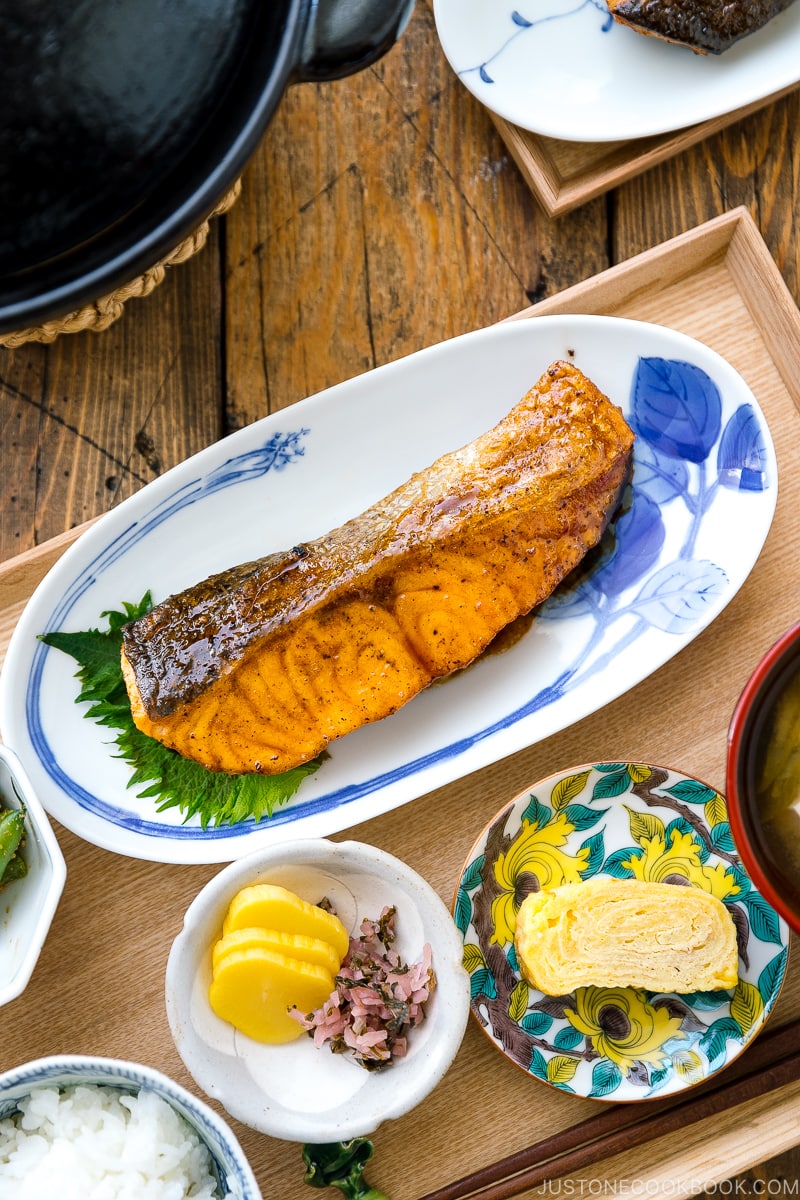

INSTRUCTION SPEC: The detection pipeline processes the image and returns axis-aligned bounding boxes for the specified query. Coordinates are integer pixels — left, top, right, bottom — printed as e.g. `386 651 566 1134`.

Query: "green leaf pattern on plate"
455 763 790 1100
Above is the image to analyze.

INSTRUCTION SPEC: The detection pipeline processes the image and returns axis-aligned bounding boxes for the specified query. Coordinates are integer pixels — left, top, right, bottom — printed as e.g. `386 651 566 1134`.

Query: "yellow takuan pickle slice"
209 947 335 1043
211 926 342 976
221 883 350 960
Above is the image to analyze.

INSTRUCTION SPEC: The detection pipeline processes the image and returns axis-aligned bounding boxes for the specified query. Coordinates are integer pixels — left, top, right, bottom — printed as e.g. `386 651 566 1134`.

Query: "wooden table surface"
1 1 799 1195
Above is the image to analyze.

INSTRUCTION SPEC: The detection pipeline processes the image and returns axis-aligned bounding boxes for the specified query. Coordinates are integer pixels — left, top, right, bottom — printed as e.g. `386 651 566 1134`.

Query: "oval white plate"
165 838 470 1142
433 0 800 142
454 763 790 1100
0 315 777 863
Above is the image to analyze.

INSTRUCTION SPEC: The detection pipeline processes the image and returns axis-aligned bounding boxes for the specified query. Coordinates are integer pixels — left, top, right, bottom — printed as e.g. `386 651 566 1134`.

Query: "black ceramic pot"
0 0 415 333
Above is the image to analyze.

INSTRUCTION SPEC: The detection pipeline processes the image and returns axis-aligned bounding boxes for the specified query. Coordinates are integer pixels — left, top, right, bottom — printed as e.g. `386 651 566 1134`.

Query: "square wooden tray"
492 84 800 215
0 207 798 1198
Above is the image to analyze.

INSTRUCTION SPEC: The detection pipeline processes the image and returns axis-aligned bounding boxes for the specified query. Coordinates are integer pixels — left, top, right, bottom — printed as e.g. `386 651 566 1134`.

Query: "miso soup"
754 667 800 885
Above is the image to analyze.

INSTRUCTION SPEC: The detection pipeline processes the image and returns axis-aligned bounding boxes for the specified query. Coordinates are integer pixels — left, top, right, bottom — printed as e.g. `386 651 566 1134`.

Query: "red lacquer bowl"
727 619 800 935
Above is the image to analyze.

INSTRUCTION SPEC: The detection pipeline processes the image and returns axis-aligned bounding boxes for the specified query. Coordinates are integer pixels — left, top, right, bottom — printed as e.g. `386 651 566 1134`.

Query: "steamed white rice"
0 1083 236 1200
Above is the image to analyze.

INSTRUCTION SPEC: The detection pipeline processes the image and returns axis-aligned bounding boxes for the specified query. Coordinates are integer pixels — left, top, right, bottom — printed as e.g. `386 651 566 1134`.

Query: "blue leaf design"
554 1025 584 1051
666 779 719 807
508 942 520 973
699 1016 742 1065
710 822 736 854
717 404 770 493
529 1048 549 1080
453 888 472 935
521 1011 555 1036
562 803 608 831
632 561 728 633
578 831 605 877
631 358 722 463
460 855 485 892
730 864 752 899
602 847 639 878
511 9 533 25
632 439 690 505
745 892 784 946
522 794 552 829
592 767 631 799
589 1060 623 1098
664 815 699 841
758 946 788 1001
593 491 666 596
470 968 497 1000
479 64 494 83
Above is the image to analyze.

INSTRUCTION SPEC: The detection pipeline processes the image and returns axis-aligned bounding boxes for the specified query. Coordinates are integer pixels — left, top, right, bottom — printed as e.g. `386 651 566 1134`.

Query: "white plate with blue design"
454 762 790 1100
433 0 800 142
0 315 778 863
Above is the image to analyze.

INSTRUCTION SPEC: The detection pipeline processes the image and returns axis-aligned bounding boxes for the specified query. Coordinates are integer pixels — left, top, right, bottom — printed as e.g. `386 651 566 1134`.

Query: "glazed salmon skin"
121 360 634 775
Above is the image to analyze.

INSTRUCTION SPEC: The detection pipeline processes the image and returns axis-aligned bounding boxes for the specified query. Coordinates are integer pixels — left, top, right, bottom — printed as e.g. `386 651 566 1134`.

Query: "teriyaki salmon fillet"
121 360 635 775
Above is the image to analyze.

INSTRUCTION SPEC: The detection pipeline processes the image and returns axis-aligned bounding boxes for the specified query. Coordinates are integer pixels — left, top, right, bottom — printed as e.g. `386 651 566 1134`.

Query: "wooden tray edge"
509 206 800 412
0 520 94 615
493 84 800 216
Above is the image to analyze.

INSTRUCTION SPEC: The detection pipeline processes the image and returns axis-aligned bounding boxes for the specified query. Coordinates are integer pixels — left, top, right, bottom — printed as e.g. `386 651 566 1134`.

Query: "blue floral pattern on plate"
468 2 614 87
0 316 778 862
454 763 790 1101
538 356 771 693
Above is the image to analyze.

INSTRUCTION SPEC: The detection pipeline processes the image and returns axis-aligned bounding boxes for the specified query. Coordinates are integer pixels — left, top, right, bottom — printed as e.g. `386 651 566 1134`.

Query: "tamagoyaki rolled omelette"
120 360 635 775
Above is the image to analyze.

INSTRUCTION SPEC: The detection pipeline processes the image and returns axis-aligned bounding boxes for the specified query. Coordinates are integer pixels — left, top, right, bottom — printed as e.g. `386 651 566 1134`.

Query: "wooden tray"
1 207 799 1198
492 84 800 216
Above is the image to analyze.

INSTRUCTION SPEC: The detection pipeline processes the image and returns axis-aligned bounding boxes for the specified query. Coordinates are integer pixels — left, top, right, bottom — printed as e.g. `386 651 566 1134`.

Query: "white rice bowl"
0 1057 261 1200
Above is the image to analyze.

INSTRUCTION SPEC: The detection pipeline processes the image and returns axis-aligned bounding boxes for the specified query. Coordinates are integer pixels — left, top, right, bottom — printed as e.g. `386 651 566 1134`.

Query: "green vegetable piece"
302 1140 390 1200
40 594 324 829
1 853 28 884
0 808 25 883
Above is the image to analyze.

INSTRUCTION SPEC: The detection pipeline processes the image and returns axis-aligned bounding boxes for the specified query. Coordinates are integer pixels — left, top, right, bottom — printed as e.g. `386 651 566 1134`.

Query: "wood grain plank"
223 2 609 429
611 92 800 279
0 227 224 561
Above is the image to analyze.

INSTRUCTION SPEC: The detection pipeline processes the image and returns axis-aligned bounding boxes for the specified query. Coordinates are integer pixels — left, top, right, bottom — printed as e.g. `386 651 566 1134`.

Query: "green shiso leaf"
39 593 322 829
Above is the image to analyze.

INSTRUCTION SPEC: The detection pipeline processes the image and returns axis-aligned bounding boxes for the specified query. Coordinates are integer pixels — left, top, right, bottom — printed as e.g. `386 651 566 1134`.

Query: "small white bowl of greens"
0 744 66 1007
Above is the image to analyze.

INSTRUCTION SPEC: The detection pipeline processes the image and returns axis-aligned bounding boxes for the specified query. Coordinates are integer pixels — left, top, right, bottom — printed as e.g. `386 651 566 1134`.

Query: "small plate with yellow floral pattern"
454 762 790 1101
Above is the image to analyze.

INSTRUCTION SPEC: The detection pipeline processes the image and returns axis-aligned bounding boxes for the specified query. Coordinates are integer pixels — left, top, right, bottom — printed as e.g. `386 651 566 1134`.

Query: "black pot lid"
0 0 299 329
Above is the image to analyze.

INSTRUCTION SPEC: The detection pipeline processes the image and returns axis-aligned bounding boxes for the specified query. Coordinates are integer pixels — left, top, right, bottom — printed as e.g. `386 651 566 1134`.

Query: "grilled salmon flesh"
121 360 635 775
605 0 795 53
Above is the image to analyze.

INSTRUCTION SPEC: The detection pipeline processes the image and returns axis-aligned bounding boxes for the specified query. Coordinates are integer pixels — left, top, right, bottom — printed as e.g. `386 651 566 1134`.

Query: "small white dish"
433 0 800 142
0 1054 261 1199
165 838 470 1142
0 744 66 1007
0 315 777 862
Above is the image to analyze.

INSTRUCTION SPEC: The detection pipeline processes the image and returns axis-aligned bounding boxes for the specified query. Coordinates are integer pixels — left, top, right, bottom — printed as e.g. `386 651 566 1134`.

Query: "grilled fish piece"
606 0 795 52
121 360 634 775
